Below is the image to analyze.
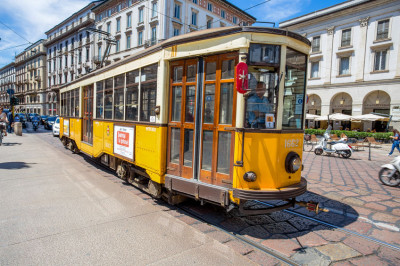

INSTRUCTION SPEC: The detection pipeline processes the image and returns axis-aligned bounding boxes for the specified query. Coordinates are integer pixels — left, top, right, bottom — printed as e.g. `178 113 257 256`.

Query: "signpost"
235 62 248 94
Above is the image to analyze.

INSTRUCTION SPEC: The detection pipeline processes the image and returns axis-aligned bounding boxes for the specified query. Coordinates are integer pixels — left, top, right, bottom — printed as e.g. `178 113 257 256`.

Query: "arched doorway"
362 90 390 132
330 92 353 130
306 94 321 129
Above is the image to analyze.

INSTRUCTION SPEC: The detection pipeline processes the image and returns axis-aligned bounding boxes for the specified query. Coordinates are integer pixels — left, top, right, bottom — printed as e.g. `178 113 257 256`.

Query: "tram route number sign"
114 125 135 160
236 62 248 94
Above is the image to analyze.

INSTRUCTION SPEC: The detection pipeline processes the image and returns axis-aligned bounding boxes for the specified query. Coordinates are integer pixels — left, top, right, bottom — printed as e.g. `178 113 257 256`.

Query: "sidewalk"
0 133 254 265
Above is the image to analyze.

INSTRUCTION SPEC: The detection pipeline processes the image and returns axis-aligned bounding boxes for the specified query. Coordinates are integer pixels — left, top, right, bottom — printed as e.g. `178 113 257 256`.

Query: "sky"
0 0 346 68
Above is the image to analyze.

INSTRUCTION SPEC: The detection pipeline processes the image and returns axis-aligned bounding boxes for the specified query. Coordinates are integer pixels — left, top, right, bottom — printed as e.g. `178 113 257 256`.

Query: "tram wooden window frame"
114 74 125 121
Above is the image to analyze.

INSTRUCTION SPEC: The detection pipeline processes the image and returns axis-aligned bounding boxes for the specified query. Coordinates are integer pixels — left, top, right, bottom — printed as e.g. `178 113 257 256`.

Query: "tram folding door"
167 53 237 188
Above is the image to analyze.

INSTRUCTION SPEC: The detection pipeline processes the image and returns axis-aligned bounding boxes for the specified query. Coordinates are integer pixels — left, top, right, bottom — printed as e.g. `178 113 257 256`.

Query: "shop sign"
114 125 134 160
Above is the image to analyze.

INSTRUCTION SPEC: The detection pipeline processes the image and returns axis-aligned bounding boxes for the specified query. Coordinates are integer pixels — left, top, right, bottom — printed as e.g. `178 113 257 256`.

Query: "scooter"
379 156 400 187
32 121 39 131
314 126 353 158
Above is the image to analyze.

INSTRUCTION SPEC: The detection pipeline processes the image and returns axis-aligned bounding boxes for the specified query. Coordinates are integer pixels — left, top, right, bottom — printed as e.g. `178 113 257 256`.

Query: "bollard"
14 122 22 136
368 142 371 161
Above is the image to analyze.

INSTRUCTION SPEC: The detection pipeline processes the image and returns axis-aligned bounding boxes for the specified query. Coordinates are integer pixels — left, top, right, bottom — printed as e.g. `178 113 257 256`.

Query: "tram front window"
245 67 278 129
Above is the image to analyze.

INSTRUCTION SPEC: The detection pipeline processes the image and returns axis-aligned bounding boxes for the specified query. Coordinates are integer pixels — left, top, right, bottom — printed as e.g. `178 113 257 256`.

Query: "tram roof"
60 26 310 90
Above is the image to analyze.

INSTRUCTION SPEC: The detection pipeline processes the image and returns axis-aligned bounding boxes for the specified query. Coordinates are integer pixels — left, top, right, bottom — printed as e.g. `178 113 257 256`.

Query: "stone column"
355 17 369 81
324 26 335 84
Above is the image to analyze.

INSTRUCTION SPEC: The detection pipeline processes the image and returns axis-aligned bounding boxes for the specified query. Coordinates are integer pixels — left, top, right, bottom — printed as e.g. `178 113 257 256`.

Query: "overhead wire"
0 20 32 44
0 43 31 52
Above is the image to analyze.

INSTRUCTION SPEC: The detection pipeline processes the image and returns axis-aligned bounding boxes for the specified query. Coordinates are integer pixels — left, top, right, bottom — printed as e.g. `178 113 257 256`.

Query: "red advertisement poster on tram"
114 125 135 160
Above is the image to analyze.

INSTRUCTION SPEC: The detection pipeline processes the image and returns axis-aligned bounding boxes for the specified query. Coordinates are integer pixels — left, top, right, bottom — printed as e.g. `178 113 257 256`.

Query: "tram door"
83 84 93 144
167 54 237 187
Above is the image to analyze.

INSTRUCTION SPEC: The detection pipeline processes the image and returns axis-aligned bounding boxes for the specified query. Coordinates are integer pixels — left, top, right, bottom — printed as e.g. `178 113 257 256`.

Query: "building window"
207 19 212 29
107 23 111 34
191 12 197 26
341 28 351 47
116 39 120 52
65 55 68 67
127 35 131 49
233 16 237 24
98 46 102 61
151 27 157 45
312 36 320 52
152 2 157 17
116 18 121 32
207 3 212 11
78 50 82 64
173 28 180 36
138 31 143 46
376 19 389 40
174 3 180 19
221 10 225 19
311 62 319 78
374 50 387 71
339 57 350 75
86 48 89 62
192 0 197 3
139 8 144 23
127 13 132 28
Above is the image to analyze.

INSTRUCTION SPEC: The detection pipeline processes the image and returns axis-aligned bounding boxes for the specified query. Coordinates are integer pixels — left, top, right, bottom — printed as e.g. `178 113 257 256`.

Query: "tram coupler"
296 201 329 214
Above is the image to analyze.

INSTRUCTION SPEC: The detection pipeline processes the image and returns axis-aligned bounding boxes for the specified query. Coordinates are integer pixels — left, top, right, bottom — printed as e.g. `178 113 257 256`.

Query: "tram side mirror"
154 105 160 115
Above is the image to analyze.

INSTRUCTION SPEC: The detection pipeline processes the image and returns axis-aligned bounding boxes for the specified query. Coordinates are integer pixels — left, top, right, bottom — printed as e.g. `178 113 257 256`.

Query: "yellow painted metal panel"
59 118 64 137
135 125 167 183
93 120 104 157
103 122 114 155
74 118 82 149
80 142 93 155
233 132 304 190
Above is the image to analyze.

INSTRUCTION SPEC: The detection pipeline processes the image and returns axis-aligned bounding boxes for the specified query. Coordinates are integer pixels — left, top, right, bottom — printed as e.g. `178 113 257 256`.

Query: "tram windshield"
245 67 279 129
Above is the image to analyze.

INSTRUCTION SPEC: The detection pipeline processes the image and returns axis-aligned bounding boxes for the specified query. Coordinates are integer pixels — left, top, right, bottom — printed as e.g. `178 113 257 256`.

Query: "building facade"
92 0 256 63
280 0 400 130
44 1 102 115
0 62 15 110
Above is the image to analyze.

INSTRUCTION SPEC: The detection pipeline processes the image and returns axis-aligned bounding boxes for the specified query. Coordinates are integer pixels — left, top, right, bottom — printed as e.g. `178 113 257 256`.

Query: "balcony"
35 76 41 81
63 68 68 73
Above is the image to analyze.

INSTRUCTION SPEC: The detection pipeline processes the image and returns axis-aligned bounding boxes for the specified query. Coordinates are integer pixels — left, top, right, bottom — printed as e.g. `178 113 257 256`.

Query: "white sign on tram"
114 125 135 160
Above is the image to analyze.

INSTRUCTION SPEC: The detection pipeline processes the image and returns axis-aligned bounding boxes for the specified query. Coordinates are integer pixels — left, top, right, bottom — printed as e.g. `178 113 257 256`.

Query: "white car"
52 117 60 137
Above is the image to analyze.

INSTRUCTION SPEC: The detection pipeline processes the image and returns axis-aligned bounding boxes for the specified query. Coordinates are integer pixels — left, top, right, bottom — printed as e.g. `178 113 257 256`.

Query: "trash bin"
14 122 22 136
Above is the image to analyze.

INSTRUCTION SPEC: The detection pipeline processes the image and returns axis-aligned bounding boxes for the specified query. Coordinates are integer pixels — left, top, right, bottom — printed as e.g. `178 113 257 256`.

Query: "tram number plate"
285 139 300 148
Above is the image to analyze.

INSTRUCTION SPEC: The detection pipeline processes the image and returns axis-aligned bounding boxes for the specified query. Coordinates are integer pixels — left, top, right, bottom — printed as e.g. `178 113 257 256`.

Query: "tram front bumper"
232 177 307 201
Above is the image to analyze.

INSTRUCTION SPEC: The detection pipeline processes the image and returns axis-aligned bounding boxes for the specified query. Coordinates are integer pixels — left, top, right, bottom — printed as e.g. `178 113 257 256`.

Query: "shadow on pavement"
0 142 22 146
0 161 36 169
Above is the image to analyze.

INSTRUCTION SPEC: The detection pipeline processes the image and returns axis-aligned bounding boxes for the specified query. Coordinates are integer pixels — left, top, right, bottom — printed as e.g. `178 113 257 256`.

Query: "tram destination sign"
114 125 135 160
236 62 248 94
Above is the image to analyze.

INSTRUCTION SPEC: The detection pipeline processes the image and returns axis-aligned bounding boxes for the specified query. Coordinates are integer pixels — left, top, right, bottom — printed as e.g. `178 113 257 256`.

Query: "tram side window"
104 78 113 119
74 88 80 117
140 64 157 122
114 74 125 120
71 90 76 117
96 81 104 119
66 91 71 117
126 70 139 121
282 48 307 129
61 93 65 116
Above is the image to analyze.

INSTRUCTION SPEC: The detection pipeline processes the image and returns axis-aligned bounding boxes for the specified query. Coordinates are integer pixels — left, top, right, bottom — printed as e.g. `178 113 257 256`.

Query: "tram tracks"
255 201 400 252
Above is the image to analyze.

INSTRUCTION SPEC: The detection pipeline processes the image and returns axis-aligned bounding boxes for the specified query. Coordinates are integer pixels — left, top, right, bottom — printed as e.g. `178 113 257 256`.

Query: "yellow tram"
59 27 313 215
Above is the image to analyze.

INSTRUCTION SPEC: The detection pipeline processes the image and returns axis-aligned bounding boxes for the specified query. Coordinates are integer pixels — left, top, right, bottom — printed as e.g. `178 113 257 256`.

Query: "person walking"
388 129 400 156
7 111 13 133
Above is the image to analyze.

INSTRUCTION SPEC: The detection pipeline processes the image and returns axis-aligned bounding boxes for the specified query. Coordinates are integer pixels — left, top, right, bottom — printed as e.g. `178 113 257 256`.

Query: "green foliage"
305 129 393 140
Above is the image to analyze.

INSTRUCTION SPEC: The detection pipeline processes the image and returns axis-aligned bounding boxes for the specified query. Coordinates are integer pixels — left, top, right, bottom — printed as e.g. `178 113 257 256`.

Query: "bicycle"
303 134 314 152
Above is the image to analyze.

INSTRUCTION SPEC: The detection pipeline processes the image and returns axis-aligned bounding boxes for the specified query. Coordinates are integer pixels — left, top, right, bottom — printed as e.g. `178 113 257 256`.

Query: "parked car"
52 117 60 137
44 116 57 130
40 115 48 125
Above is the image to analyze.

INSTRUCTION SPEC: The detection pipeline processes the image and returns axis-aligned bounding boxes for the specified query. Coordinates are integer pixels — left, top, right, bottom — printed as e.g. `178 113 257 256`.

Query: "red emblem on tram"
106 125 110 136
236 62 248 94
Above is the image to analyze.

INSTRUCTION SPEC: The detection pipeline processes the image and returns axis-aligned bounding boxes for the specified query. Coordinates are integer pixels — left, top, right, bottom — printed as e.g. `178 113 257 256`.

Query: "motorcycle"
314 125 353 158
379 156 400 187
32 121 39 131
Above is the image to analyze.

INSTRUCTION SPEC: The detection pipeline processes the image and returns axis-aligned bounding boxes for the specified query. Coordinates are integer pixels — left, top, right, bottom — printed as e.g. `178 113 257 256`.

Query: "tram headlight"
243 171 257 182
285 152 302 174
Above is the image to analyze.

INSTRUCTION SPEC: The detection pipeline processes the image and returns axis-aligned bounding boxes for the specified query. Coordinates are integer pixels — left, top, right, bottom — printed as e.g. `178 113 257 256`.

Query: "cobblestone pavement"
18 128 400 265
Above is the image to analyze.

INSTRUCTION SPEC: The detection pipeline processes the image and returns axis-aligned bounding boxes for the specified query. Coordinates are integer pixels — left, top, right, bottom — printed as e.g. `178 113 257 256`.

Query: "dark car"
44 116 57 130
40 115 48 125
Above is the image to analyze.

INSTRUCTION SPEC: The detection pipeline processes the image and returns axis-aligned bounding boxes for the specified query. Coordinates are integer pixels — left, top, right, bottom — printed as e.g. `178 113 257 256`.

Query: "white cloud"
254 0 311 24
0 0 92 66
